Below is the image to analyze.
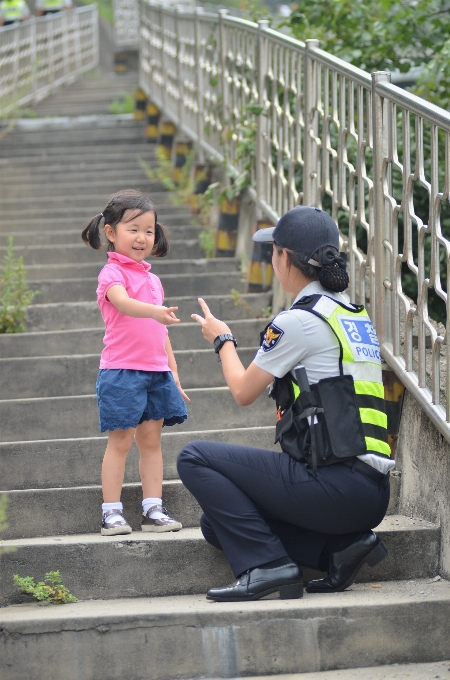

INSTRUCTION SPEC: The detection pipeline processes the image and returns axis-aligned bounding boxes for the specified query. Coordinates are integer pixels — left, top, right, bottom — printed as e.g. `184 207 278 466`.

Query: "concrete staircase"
0 72 449 679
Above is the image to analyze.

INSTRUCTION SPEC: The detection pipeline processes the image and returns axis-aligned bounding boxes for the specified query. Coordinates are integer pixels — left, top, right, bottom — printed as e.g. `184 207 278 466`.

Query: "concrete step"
0 179 167 201
0 580 450 680
0 147 157 165
2 191 182 210
18 256 235 279
0 203 191 221
2 479 201 540
0 387 274 442
0 124 150 148
1 240 203 265
2 583 448 680
0 209 194 232
0 426 277 490
0 518 441 605
24 293 272 331
0 226 202 247
29 271 245 304
0 165 157 181
0 319 263 358
0 347 256 398
1 477 402 540
227 661 450 680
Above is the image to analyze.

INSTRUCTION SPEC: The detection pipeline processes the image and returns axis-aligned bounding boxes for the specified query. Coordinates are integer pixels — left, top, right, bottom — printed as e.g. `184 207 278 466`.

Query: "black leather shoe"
306 531 388 593
206 563 303 602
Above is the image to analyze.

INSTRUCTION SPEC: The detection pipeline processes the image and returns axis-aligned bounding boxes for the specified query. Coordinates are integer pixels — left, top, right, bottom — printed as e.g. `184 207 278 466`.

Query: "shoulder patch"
261 323 284 352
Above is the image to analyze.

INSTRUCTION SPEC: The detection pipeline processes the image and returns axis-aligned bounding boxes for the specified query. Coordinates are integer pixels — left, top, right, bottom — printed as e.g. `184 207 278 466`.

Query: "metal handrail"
139 0 450 442
0 5 99 117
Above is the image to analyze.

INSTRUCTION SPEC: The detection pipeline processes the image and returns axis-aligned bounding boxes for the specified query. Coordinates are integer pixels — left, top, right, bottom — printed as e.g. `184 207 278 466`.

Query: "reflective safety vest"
42 0 64 8
289 294 391 458
1 0 26 20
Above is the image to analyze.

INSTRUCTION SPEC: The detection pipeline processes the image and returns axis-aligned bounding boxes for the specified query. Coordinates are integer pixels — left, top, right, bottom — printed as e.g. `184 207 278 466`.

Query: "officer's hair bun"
315 246 349 293
319 264 349 292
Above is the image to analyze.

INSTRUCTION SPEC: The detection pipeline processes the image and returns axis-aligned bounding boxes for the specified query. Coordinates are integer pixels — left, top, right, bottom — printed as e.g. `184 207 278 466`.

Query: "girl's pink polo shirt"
97 252 170 371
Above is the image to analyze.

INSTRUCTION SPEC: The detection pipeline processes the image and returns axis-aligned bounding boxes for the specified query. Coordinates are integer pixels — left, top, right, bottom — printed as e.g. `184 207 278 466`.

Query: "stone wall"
396 390 450 578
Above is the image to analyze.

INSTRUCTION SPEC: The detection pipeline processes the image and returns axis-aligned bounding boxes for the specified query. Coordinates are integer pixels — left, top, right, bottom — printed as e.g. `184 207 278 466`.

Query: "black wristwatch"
213 333 237 361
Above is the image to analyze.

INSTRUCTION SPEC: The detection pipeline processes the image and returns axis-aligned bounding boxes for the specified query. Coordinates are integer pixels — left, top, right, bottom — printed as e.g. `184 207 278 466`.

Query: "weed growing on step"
199 225 216 259
13 571 78 604
0 494 15 557
108 93 134 115
0 237 38 333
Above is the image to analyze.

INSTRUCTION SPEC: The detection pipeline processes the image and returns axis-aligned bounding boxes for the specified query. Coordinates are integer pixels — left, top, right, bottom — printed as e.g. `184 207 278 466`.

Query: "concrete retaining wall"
396 390 450 578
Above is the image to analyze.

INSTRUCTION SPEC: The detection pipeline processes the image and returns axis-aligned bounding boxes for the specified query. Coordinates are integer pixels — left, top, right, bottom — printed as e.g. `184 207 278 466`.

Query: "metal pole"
218 9 229 134
255 19 269 209
194 7 205 162
303 39 319 207
372 71 391 341
175 6 182 127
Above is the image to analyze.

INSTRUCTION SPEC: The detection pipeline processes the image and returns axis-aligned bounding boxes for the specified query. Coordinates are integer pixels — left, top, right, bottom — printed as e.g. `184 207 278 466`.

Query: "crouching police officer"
177 206 393 602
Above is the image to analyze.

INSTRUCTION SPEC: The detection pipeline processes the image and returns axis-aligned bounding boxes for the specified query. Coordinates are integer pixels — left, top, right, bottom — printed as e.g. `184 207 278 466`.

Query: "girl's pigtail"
152 221 169 257
81 214 104 250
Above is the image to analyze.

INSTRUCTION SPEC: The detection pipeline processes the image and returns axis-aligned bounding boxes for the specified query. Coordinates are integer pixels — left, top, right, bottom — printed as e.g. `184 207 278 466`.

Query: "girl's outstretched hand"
174 379 190 403
191 298 231 343
153 305 181 326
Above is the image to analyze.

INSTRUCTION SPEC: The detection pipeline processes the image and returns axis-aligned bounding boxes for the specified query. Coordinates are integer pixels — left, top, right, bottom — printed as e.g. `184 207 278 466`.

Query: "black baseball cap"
252 206 339 264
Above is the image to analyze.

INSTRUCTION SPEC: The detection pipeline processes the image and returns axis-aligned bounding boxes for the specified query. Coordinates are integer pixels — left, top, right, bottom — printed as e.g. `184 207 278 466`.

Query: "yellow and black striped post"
172 140 192 184
215 197 240 257
248 219 274 292
134 88 148 122
114 52 128 74
157 120 176 157
190 163 212 214
382 370 406 458
145 103 162 143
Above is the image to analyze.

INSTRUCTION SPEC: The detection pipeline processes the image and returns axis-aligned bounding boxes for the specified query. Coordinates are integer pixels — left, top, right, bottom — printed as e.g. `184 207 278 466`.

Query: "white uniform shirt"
254 280 395 474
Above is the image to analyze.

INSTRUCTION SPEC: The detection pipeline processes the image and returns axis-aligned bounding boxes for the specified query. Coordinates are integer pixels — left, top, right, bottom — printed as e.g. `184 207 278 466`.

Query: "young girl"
82 189 189 536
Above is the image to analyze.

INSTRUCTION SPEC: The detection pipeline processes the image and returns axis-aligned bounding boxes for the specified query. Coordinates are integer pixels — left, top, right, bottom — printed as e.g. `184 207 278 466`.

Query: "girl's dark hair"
81 189 169 257
274 243 349 293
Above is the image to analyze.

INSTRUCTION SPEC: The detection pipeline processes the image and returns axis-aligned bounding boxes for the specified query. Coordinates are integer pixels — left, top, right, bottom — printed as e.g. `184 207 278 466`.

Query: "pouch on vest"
275 374 367 469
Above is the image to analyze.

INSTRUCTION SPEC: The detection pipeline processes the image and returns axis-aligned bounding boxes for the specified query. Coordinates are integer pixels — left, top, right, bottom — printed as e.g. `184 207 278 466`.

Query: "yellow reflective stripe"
365 437 391 457
360 408 387 428
354 380 384 398
292 381 300 400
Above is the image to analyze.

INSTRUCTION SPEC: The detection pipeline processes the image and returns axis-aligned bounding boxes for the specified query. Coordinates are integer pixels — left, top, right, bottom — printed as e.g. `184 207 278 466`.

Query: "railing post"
218 9 229 136
160 5 168 111
372 71 392 342
256 19 269 208
303 38 319 207
194 7 205 162
30 20 37 99
174 6 182 127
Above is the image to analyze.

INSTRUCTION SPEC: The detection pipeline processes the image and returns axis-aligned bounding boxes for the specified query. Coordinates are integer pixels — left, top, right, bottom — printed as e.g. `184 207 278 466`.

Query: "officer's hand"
191 298 232 343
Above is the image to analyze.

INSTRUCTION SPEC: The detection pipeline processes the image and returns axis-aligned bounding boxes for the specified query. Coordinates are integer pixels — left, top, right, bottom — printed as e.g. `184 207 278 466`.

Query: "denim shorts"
96 369 188 433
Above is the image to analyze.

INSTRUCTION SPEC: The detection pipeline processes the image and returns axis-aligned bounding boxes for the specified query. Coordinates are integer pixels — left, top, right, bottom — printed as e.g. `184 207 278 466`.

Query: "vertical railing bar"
303 39 319 207
372 71 391 343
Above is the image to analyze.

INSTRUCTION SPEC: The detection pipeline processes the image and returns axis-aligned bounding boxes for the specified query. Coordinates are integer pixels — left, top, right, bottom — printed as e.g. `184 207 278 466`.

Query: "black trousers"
177 440 390 578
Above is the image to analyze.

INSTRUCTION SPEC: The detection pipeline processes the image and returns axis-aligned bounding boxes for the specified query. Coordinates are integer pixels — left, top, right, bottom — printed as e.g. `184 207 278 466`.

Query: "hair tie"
318 247 347 270
100 212 104 218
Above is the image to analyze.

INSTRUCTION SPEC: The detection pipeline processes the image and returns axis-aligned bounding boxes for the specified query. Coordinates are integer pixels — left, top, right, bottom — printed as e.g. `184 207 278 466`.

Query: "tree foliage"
287 0 450 107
